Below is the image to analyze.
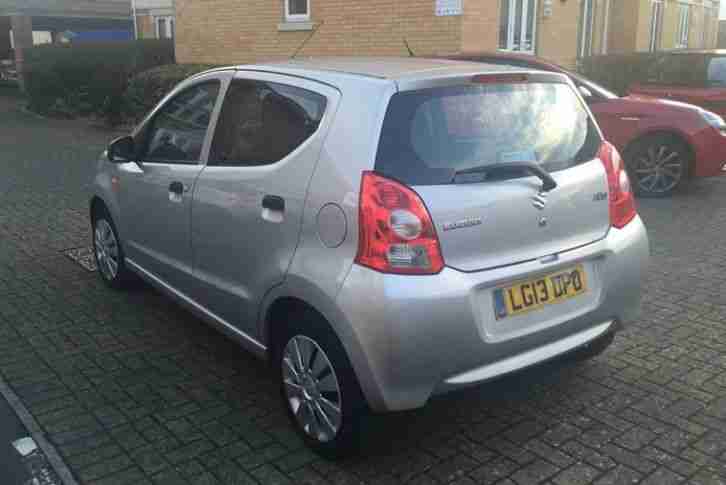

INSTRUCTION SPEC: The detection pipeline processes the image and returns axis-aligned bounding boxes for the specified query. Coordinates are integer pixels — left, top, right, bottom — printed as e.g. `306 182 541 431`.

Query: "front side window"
649 0 663 52
677 3 690 49
140 81 220 164
499 0 537 54
209 79 326 166
375 82 601 186
285 0 310 21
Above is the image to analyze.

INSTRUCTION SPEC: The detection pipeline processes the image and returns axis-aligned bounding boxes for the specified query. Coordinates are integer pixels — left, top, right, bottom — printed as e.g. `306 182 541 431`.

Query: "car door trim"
125 257 268 358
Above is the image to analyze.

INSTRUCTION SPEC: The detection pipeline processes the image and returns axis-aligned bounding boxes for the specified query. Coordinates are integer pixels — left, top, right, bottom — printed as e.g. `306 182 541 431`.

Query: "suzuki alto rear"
90 58 649 458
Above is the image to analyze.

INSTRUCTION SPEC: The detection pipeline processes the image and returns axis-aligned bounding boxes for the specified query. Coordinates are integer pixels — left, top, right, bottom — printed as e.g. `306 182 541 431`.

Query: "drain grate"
63 247 97 272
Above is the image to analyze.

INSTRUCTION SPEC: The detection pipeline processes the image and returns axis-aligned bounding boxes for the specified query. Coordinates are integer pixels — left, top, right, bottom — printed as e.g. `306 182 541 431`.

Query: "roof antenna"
292 20 325 59
403 38 415 57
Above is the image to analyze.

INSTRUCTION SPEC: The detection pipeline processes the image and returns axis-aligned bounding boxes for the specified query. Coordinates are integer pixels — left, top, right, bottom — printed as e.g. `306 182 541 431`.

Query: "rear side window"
209 79 326 166
375 82 601 185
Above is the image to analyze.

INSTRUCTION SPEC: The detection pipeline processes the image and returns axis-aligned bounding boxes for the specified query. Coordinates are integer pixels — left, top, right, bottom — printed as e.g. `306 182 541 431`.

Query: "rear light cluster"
355 172 444 275
598 141 637 229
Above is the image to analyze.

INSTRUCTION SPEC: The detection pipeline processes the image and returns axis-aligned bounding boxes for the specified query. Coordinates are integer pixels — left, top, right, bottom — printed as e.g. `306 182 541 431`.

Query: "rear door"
376 72 608 272
191 73 337 335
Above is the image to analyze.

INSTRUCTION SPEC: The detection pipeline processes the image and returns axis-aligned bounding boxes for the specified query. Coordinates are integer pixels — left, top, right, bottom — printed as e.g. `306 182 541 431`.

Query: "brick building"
175 0 721 69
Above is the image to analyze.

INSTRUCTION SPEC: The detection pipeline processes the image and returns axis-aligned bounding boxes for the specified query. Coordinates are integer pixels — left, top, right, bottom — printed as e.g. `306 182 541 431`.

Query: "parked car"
89 58 649 456
446 52 726 197
629 50 726 118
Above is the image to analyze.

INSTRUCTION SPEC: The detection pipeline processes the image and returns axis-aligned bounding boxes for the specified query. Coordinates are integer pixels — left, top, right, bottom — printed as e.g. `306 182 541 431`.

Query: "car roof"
211 56 528 81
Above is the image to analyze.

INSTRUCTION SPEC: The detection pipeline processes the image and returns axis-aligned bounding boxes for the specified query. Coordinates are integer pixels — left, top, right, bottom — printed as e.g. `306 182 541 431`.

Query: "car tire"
275 308 369 459
625 135 690 198
91 206 134 289
567 331 615 362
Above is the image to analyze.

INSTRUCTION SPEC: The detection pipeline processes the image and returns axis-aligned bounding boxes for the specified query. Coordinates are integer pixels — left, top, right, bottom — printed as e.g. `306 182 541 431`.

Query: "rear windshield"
375 82 602 185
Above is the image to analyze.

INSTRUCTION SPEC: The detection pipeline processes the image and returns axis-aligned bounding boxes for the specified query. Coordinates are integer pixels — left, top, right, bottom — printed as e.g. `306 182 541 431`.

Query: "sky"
722 2 726 19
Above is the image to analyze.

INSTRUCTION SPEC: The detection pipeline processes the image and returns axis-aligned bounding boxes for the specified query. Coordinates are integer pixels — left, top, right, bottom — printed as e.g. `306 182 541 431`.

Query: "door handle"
169 181 184 195
262 195 285 212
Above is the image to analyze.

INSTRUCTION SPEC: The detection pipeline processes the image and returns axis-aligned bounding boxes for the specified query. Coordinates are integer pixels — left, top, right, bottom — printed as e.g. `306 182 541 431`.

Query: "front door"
119 75 225 293
191 73 337 336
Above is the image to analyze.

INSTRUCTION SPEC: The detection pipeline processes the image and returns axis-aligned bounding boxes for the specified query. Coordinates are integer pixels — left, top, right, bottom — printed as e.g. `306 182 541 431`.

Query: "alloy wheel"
94 219 119 281
282 335 342 443
632 144 684 195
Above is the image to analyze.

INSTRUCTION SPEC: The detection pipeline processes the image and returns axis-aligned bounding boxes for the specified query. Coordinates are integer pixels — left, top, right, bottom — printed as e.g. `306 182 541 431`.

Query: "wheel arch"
259 276 385 410
89 195 107 221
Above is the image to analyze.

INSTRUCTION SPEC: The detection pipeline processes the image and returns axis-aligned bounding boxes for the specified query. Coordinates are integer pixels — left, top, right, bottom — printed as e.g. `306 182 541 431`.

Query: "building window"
676 3 690 49
648 0 664 52
577 0 595 58
600 0 611 54
285 0 310 22
702 7 713 48
499 0 537 54
156 16 174 39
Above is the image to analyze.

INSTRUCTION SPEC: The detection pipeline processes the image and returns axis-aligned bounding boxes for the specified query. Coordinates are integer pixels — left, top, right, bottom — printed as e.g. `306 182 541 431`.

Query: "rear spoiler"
396 70 572 93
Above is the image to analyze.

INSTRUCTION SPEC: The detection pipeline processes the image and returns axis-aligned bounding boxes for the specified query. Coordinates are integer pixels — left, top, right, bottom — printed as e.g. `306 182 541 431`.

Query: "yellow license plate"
493 264 588 320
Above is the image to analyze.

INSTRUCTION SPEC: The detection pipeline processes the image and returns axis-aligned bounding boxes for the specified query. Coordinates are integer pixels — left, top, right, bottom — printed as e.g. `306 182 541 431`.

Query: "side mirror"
107 135 135 163
578 85 594 100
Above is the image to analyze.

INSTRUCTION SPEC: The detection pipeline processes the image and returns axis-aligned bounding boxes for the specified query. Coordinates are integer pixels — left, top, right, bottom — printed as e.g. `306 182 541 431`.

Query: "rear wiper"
453 162 557 192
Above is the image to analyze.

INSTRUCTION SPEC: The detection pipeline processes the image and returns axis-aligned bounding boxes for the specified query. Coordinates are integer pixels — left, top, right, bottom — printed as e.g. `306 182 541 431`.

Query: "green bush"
121 63 218 124
23 40 174 123
579 52 657 96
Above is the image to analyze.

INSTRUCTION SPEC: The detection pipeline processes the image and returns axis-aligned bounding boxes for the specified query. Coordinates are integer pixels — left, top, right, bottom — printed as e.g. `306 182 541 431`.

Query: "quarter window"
209 79 326 167
676 3 690 49
140 81 220 164
285 0 310 21
499 0 537 54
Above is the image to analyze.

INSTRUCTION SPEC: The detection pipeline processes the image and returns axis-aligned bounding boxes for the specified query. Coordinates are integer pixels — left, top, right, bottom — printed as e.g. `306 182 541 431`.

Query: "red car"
630 50 726 119
445 52 726 197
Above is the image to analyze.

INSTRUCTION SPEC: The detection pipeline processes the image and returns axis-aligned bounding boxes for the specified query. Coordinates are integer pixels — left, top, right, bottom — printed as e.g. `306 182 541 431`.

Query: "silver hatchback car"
90 58 649 456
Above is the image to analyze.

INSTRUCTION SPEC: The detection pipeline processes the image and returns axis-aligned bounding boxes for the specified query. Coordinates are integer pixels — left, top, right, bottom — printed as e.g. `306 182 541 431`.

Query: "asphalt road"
0 395 30 484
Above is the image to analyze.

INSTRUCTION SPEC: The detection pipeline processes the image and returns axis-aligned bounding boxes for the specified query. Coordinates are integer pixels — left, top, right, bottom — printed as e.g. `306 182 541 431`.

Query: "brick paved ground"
3 94 726 485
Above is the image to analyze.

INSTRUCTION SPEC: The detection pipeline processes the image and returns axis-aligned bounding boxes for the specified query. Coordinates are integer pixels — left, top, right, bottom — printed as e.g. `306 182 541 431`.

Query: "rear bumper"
336 216 649 412
693 127 726 177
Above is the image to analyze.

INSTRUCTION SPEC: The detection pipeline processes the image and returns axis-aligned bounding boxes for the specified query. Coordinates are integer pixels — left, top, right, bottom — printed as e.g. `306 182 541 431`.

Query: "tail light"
599 141 636 229
355 172 444 275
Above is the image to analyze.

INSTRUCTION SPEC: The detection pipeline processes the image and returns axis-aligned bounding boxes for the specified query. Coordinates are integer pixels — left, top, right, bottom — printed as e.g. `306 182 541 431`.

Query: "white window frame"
577 0 595 59
601 0 611 54
284 0 311 22
676 3 690 49
155 16 174 39
499 0 538 54
649 0 664 52
701 6 713 48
